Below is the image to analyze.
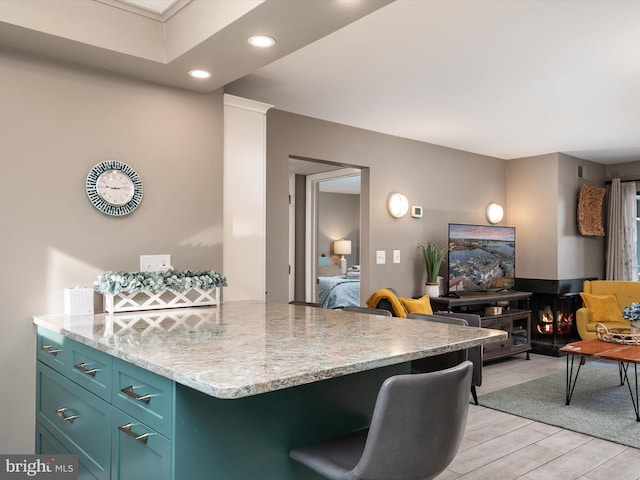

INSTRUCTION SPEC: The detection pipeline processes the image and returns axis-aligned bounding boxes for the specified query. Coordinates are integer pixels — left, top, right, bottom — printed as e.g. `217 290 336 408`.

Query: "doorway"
288 158 367 305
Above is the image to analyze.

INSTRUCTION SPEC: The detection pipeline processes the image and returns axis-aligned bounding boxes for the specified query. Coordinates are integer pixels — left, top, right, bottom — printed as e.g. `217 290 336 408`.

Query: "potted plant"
418 242 448 297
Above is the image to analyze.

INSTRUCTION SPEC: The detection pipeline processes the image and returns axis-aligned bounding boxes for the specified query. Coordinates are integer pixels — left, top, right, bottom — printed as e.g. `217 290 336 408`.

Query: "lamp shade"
334 239 352 256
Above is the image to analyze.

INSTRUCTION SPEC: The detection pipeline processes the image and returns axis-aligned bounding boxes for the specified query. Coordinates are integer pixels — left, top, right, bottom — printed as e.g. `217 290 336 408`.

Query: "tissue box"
485 306 503 316
64 287 94 316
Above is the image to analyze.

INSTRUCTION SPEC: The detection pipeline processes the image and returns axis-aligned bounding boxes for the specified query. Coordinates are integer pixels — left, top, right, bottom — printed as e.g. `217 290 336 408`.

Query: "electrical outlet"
140 254 172 272
376 250 386 264
393 250 401 264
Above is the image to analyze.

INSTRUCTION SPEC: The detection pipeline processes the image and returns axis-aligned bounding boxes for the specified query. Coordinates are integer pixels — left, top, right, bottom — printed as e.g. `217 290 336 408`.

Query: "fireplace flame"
536 307 574 335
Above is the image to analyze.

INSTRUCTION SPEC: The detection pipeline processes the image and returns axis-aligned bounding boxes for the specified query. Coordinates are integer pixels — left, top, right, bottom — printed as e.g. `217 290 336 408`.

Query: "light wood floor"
436 352 640 480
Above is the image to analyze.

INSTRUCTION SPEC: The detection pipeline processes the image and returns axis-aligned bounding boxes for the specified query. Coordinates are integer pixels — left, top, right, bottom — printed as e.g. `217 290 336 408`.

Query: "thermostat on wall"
411 205 423 218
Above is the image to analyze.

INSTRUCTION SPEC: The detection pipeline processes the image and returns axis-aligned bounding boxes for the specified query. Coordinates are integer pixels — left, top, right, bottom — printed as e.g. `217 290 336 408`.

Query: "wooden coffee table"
560 339 640 421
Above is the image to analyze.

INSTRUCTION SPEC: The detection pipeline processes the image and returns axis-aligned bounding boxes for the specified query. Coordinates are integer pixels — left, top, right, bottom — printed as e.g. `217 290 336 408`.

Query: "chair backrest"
352 361 473 480
583 280 640 310
408 312 482 387
407 312 468 326
406 313 468 374
289 301 323 308
342 306 393 317
430 312 483 387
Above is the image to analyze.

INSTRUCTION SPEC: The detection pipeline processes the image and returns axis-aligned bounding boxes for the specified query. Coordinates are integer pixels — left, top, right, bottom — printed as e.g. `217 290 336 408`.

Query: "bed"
317 263 360 309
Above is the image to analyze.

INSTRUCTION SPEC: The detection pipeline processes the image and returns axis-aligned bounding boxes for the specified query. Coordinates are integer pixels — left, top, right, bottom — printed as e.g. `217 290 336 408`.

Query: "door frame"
305 168 361 302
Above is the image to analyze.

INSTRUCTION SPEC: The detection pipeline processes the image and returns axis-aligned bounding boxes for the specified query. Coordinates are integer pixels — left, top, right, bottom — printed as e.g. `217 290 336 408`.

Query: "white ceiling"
2 0 640 164
229 0 640 165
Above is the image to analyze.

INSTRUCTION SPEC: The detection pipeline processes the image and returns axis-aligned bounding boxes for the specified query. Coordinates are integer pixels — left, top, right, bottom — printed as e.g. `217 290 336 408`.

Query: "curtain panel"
606 178 638 281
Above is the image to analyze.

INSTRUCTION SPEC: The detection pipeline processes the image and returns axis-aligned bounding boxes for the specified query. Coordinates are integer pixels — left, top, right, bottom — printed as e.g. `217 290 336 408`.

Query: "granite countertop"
33 301 507 399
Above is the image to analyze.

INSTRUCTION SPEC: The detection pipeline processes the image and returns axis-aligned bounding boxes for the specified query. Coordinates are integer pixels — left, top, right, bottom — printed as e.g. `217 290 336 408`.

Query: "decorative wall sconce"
334 239 352 274
486 203 504 224
387 193 409 218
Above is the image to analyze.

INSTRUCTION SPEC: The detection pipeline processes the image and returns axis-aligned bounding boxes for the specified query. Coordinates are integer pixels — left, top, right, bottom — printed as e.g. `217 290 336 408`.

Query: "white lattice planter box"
104 287 220 313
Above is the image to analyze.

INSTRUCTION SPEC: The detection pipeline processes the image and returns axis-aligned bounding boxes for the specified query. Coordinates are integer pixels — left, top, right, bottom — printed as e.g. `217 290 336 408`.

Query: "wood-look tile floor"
436 353 640 480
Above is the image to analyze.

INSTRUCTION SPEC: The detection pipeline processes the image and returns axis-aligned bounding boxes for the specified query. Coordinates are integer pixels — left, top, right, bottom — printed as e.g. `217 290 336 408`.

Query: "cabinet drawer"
37 329 70 374
36 423 99 480
37 363 111 480
113 359 174 438
112 409 172 480
481 317 510 358
36 421 70 455
68 341 112 402
481 317 510 331
483 338 509 358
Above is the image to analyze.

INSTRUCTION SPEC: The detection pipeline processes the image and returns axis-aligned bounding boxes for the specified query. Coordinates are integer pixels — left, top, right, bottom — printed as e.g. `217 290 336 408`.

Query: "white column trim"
223 94 273 302
224 94 272 114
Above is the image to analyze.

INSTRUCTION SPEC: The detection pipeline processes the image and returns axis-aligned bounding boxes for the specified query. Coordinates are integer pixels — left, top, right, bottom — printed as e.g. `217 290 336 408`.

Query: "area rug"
479 359 640 448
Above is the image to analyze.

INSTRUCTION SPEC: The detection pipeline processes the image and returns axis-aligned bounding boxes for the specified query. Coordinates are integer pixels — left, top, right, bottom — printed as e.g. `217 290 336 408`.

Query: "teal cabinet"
68 341 112 401
111 409 172 480
36 326 408 479
37 328 69 372
112 359 173 438
36 421 69 456
35 328 174 480
36 423 98 480
37 363 111 480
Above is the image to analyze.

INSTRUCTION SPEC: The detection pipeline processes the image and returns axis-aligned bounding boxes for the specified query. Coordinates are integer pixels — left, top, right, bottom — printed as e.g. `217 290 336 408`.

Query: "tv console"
430 291 532 361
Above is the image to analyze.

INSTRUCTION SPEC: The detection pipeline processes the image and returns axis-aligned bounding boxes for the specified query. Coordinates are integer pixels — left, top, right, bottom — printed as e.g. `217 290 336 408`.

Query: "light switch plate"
376 250 386 264
140 254 171 272
393 250 401 263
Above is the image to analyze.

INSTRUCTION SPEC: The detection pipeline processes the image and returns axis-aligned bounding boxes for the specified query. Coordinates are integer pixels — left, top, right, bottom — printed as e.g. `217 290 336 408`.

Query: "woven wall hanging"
577 184 606 236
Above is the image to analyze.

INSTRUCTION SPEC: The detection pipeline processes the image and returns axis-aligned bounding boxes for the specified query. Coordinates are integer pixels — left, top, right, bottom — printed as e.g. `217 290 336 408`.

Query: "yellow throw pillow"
400 295 433 315
580 292 624 322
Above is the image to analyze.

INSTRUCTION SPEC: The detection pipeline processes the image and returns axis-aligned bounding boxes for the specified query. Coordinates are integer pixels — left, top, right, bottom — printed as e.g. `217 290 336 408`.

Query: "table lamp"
334 239 352 274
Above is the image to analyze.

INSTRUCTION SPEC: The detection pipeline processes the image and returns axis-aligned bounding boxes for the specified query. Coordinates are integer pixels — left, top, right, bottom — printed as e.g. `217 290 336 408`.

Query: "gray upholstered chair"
289 361 473 480
407 312 483 405
342 306 392 317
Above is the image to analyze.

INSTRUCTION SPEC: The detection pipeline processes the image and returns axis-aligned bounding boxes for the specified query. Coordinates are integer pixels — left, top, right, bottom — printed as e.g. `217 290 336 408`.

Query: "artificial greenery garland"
623 303 640 322
94 270 227 296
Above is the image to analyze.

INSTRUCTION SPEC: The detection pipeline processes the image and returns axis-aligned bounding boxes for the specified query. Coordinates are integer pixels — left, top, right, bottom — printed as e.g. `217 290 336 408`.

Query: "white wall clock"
86 160 143 216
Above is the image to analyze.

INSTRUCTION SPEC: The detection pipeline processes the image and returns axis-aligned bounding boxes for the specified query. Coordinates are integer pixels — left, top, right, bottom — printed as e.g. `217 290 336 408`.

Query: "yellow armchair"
576 280 637 340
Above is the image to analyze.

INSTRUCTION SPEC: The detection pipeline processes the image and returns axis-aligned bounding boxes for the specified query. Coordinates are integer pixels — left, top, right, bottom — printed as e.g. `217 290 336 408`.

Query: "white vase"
424 283 440 298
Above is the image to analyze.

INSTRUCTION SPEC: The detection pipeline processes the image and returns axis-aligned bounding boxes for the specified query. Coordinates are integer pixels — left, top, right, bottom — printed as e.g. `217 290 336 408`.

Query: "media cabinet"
430 291 532 361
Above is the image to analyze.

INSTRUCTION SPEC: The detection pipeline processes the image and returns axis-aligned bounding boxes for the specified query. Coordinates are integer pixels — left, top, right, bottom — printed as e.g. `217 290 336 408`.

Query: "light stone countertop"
33 301 507 399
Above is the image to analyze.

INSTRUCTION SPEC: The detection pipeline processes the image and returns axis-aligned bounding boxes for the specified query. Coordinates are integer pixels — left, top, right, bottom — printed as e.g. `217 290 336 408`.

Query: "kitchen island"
34 301 506 480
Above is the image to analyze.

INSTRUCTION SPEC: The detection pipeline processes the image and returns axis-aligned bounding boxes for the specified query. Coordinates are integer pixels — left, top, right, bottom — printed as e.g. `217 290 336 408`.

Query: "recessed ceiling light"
188 69 212 79
248 35 275 48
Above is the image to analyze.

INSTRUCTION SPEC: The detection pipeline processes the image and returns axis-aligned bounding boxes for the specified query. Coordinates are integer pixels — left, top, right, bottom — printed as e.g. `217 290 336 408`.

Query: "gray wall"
266 109 508 303
0 50 224 452
558 153 606 279
606 160 640 181
507 153 606 280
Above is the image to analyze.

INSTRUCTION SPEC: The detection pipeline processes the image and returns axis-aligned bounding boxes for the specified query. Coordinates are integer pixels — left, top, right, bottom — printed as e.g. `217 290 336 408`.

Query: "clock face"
97 170 135 206
86 161 143 216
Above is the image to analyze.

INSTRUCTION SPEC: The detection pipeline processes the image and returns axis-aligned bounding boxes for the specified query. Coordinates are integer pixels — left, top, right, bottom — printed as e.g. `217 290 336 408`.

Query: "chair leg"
471 386 478 405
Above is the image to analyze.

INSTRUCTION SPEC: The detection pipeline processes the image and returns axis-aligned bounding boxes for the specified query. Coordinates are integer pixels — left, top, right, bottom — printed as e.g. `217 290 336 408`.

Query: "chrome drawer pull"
41 345 62 356
74 362 97 377
55 408 78 423
121 385 151 403
118 423 149 443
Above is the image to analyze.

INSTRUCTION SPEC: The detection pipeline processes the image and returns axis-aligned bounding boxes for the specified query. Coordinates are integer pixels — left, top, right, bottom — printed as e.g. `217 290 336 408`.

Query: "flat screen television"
447 223 515 293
